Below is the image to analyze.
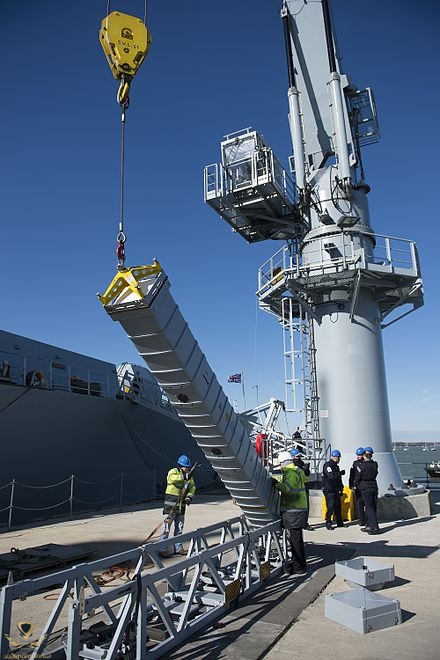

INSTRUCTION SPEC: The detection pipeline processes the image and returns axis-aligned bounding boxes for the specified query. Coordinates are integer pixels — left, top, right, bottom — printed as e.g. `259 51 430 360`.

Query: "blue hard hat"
331 450 341 458
364 446 374 454
177 454 191 467
290 448 301 457
356 447 364 456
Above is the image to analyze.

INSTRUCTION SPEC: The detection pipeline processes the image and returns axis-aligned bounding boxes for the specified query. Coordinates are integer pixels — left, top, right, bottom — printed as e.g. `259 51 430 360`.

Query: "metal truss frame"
0 516 284 659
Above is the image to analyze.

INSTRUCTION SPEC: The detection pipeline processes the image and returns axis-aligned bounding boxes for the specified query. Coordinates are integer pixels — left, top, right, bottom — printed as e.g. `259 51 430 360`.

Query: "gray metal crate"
335 556 395 590
325 587 401 634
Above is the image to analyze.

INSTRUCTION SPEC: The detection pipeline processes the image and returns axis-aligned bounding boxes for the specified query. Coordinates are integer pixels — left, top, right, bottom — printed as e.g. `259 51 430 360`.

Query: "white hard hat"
278 451 292 463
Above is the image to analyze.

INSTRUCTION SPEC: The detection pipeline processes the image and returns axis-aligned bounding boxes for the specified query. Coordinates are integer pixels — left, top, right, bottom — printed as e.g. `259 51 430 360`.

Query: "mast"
204 0 423 493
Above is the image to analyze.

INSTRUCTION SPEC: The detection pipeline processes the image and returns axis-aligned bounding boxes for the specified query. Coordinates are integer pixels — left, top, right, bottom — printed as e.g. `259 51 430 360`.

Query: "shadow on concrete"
166 543 355 660
335 538 438 560
401 609 417 624
379 515 434 533
380 575 411 589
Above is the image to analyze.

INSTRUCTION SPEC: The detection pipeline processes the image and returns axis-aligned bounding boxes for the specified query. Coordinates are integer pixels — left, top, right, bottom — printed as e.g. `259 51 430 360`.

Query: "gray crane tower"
204 0 423 494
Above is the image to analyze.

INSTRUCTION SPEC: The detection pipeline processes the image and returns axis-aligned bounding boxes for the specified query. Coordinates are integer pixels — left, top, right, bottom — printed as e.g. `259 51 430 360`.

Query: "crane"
99 1 424 521
204 0 423 493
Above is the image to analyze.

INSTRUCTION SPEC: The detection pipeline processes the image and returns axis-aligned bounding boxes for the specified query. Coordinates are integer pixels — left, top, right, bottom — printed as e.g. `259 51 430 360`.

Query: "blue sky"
1 1 439 440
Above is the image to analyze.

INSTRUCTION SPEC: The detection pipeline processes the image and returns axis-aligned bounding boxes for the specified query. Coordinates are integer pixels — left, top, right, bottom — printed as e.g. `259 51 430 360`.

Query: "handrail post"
119 473 124 511
385 236 392 270
409 241 417 274
341 231 347 269
8 479 15 529
69 475 74 520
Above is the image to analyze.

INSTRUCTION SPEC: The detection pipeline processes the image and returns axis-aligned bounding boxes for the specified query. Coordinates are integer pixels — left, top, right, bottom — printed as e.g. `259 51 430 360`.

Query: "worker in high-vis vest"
159 454 196 556
272 450 308 576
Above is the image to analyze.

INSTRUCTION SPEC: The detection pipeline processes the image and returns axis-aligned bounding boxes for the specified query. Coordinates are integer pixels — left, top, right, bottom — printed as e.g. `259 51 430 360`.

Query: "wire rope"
105 0 149 268
106 0 148 23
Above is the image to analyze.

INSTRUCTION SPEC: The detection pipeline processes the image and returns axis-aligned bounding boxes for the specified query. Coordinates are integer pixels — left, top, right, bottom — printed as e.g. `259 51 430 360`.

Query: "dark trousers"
305 485 310 524
324 491 343 525
286 528 306 571
360 488 379 530
354 488 366 525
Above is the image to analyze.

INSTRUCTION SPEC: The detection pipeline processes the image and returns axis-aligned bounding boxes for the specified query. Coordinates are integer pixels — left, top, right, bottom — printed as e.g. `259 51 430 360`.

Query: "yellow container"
321 486 355 521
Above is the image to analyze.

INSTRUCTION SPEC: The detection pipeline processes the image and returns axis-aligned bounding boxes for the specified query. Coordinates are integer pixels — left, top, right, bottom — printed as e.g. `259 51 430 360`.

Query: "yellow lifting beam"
97 260 162 307
99 11 152 105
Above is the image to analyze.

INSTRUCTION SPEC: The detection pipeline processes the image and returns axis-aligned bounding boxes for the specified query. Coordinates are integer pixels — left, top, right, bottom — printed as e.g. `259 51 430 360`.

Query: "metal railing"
204 149 297 208
0 470 219 530
0 350 176 421
0 516 284 659
0 350 118 399
396 462 440 490
257 231 421 299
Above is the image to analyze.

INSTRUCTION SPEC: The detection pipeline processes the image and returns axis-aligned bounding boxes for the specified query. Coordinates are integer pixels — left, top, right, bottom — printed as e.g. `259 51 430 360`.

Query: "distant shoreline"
393 442 439 447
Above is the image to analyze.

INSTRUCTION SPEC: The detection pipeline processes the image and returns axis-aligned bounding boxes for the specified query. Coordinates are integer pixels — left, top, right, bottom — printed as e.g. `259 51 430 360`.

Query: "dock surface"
0 491 438 659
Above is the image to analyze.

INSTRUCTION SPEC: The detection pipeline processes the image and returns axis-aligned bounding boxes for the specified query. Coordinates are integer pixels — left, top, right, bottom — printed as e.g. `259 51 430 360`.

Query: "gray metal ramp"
101 266 279 527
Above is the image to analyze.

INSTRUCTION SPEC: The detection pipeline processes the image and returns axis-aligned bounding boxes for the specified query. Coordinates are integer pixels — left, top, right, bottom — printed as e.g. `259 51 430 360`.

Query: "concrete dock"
0 489 438 659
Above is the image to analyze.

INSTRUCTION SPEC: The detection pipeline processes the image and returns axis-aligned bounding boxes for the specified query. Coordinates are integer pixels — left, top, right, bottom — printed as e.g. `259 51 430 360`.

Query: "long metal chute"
98 265 280 527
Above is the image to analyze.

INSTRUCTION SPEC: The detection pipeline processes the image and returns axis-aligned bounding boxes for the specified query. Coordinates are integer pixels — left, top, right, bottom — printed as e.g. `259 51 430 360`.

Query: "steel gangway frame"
0 516 284 659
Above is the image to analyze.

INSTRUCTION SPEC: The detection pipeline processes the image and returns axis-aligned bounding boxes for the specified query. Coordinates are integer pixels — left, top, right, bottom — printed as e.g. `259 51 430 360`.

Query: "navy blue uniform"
355 459 379 531
296 458 311 477
322 459 344 527
349 459 366 526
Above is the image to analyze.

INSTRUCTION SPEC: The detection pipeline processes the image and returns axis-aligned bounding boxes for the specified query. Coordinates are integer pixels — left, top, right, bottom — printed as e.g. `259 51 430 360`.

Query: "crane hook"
116 231 126 270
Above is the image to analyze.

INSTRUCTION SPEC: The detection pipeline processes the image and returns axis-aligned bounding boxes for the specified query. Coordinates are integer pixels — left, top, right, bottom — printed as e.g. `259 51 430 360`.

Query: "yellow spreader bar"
98 260 162 306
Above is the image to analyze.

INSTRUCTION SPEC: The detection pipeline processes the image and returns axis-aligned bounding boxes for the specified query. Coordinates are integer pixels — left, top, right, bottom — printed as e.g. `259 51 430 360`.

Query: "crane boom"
98 264 280 527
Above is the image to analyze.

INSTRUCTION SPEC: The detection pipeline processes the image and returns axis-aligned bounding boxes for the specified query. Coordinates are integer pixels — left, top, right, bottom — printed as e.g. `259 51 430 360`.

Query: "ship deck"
0 491 439 659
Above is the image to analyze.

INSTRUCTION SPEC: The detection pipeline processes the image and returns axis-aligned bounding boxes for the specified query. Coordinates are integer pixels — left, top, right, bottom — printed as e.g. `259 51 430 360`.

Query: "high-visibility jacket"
163 467 196 515
274 463 308 511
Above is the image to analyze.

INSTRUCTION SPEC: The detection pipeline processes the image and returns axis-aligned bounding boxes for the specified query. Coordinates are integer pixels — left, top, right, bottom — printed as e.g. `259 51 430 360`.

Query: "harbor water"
393 444 439 483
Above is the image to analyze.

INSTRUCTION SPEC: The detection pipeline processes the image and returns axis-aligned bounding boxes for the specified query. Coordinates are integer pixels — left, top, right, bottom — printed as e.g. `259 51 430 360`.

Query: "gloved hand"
340 469 346 476
184 497 191 506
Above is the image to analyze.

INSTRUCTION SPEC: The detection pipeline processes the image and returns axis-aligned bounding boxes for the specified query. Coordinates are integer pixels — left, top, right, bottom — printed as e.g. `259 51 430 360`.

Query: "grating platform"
0 543 93 582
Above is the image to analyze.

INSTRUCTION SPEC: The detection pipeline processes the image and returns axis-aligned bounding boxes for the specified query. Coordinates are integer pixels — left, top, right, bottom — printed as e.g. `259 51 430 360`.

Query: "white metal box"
325 588 401 634
335 556 395 590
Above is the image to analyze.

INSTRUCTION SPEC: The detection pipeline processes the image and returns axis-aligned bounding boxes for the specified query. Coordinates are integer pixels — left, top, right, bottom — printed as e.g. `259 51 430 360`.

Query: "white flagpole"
241 371 247 410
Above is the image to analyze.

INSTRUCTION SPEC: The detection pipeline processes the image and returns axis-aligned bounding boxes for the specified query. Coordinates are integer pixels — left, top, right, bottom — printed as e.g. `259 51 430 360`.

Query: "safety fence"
0 468 221 530
257 231 421 299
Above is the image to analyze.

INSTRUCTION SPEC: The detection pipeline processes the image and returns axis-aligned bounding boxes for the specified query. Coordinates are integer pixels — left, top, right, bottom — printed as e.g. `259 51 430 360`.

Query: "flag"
228 373 242 383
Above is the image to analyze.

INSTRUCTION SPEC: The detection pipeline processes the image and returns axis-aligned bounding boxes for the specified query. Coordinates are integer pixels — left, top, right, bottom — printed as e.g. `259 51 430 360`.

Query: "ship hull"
0 381 215 527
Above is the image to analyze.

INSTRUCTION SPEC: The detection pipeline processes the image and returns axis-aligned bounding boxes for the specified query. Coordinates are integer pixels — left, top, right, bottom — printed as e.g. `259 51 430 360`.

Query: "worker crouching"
272 451 308 576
